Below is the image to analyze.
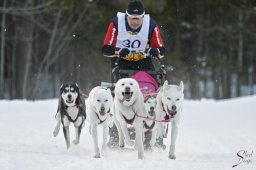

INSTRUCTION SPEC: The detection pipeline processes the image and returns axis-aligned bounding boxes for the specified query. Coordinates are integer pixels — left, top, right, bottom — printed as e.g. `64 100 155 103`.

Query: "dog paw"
168 154 176 160
119 139 125 148
53 129 59 137
72 139 79 145
138 152 144 160
119 143 125 148
161 144 166 150
94 154 101 158
125 139 134 146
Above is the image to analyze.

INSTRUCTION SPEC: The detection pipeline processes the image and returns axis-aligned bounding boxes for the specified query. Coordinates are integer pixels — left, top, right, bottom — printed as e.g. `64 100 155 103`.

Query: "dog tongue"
124 93 131 99
122 92 132 101
99 111 106 116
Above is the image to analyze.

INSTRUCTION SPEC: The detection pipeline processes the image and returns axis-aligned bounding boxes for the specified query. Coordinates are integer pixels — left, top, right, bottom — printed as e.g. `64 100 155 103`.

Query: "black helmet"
127 0 145 15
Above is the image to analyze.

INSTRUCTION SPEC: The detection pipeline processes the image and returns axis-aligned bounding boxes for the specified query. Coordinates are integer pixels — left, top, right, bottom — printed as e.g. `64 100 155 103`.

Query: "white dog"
155 80 184 159
112 78 145 159
86 86 113 158
143 95 158 149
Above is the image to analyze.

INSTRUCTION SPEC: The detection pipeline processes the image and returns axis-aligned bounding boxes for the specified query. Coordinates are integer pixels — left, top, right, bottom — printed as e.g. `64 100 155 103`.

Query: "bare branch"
0 0 55 15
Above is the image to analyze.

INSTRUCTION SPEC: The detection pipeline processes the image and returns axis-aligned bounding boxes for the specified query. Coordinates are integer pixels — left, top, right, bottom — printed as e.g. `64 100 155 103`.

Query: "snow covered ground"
0 96 255 170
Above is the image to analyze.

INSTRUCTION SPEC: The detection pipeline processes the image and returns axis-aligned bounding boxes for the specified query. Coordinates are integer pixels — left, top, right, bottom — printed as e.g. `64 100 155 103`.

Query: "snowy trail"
0 97 256 170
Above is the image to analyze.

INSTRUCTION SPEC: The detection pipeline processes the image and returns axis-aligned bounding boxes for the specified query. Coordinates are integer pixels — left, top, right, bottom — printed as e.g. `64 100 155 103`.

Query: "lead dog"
112 78 145 159
53 83 86 149
155 80 184 159
86 86 113 158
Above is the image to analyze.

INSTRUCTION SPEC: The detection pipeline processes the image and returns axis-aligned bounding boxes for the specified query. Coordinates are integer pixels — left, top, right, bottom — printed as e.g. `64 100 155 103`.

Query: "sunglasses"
126 10 145 20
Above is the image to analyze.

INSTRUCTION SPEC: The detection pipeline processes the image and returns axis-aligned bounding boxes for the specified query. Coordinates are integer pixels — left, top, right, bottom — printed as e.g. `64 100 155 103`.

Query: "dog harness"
63 105 86 126
95 109 110 125
122 113 136 125
143 119 155 131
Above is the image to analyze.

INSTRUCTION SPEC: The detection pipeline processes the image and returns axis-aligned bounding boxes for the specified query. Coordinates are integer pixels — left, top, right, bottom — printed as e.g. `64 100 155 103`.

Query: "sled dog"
155 80 184 159
53 83 86 149
86 86 113 158
143 95 158 149
112 78 145 159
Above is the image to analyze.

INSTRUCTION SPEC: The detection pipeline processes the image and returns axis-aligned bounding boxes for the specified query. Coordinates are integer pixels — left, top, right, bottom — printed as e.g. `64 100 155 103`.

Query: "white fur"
86 86 113 158
112 78 145 159
155 80 184 159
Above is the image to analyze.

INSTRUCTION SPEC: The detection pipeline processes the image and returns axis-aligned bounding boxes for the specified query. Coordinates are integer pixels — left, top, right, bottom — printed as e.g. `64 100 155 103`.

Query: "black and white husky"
53 83 86 149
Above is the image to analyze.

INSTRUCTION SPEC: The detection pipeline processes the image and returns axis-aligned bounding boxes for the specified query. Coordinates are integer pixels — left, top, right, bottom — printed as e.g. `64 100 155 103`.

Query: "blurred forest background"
0 0 256 100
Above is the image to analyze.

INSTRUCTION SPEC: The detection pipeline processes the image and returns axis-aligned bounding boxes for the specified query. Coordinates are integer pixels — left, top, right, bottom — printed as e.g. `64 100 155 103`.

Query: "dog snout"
125 86 130 92
150 106 155 111
100 106 105 112
67 94 72 99
171 105 176 111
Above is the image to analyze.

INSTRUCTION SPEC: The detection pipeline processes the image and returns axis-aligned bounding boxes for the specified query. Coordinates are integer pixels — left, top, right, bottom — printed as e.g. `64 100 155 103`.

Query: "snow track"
0 97 255 170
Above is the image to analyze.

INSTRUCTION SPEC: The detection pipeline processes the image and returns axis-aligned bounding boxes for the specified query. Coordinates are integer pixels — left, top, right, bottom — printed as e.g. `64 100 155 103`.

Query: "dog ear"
60 84 63 93
178 81 184 92
107 88 112 95
76 91 81 106
163 80 170 92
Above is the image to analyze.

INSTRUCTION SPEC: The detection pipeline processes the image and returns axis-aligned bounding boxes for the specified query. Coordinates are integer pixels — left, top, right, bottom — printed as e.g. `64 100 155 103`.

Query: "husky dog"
53 83 86 149
143 95 158 150
86 86 113 158
155 80 184 159
112 78 145 159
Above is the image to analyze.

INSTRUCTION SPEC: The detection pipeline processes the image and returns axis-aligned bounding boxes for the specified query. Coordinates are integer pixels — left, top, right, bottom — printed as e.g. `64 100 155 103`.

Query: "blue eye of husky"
97 99 100 102
70 87 75 92
121 83 125 86
176 98 180 101
167 97 171 100
130 83 133 85
105 99 108 102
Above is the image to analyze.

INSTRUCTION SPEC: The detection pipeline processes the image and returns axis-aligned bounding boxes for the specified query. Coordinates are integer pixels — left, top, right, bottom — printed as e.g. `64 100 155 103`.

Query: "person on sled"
102 0 167 150
102 0 166 75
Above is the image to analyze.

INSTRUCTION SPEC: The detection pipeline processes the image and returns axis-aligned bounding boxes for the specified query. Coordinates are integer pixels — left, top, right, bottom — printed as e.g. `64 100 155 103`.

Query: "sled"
101 57 170 150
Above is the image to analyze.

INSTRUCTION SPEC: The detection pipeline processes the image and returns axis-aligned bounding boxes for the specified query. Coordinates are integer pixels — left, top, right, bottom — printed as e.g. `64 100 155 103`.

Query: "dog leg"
120 124 134 146
150 128 157 147
63 126 70 149
168 122 179 159
91 123 100 158
134 120 144 159
113 118 125 147
53 120 61 137
156 122 166 138
73 126 82 145
102 125 109 152
53 112 61 137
